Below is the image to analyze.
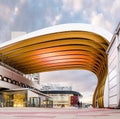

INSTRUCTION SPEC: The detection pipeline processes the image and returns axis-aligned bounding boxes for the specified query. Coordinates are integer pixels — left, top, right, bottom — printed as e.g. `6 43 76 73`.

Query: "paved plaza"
0 107 120 119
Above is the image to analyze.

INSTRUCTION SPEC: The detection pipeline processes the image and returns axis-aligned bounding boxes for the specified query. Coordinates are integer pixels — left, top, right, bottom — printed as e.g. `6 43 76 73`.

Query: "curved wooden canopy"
0 23 112 107
0 25 110 74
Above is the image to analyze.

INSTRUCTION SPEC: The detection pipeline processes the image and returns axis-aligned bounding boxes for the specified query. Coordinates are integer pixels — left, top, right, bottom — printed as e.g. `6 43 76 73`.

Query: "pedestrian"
78 101 80 108
80 101 82 108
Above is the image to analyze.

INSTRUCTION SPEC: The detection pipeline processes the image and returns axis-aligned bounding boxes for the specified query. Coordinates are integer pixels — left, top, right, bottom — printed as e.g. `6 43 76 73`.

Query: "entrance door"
30 97 40 107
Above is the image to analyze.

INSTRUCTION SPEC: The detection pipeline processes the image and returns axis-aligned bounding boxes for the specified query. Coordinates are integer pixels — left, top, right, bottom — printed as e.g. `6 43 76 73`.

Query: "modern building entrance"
0 88 53 108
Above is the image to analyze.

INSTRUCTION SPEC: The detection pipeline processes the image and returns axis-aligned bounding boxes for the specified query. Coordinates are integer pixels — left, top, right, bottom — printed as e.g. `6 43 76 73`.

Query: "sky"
0 0 120 103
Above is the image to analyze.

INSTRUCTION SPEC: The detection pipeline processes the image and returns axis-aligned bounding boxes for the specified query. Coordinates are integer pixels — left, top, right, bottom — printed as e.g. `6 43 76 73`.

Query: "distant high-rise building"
25 73 40 84
40 83 72 91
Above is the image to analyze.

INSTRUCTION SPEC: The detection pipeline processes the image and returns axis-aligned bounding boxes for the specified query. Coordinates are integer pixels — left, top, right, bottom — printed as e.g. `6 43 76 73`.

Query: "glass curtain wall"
3 91 27 107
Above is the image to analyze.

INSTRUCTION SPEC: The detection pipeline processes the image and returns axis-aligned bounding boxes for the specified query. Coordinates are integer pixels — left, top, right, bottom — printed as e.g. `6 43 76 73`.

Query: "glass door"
30 97 40 107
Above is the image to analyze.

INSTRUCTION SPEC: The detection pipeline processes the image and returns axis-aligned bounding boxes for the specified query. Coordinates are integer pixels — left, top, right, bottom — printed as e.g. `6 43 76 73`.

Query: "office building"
41 90 82 108
105 23 120 108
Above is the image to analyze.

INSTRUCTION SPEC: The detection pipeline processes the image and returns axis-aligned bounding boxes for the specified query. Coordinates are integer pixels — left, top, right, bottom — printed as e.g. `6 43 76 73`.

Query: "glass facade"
49 94 71 107
46 93 80 108
3 91 27 107
0 89 53 108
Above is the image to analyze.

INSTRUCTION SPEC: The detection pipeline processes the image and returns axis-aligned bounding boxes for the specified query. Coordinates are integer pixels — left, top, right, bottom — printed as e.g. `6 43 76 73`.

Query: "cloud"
0 3 11 23
89 0 120 32
0 27 11 44
62 0 84 15
111 0 120 14
0 0 27 43
0 0 119 43
110 0 120 28
90 12 112 32
45 11 62 26
52 14 62 25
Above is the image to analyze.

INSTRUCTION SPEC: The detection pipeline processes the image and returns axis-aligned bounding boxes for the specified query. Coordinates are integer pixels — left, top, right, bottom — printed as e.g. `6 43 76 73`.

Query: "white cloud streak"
62 0 84 15
45 8 62 26
51 14 62 25
61 0 120 32
89 0 120 32
90 12 112 32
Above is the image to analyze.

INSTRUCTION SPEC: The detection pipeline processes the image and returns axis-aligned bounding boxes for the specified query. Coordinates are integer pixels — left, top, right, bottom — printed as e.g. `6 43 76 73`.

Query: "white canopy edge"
0 23 112 48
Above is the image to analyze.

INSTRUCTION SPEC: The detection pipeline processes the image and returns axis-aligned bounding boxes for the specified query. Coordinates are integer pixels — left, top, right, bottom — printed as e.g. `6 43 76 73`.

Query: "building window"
8 78 12 83
0 75 2 80
3 77 8 82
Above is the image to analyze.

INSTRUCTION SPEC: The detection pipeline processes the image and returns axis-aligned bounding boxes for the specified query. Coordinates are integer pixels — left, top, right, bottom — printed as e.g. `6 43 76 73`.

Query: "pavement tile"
0 107 120 119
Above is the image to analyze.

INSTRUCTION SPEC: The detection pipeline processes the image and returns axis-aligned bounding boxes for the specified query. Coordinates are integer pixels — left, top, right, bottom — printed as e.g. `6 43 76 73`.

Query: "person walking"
78 101 80 108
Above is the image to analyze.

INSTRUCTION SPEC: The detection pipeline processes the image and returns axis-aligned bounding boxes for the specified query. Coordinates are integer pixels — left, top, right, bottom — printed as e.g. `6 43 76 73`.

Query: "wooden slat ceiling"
0 31 109 79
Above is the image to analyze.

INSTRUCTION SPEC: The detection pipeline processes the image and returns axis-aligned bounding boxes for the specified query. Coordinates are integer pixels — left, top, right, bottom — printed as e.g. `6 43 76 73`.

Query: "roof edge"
0 23 112 48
